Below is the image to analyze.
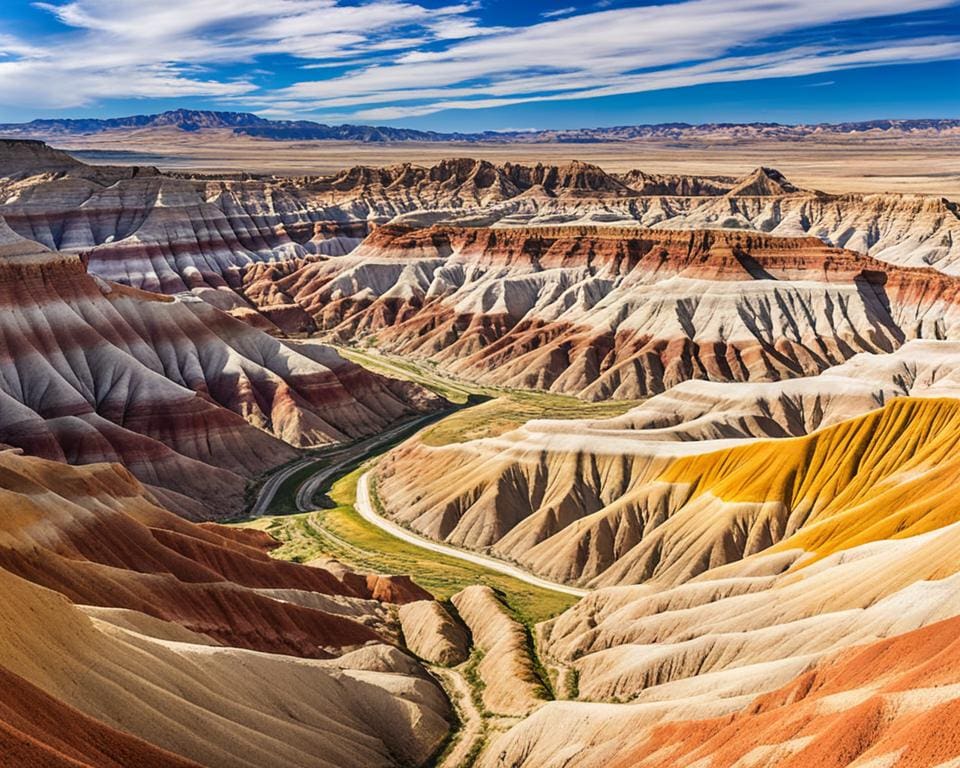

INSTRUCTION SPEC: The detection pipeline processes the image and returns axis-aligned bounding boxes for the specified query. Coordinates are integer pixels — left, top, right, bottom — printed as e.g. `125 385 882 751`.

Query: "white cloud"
0 0 490 109
344 39 960 120
255 0 960 118
541 6 577 18
1 0 958 118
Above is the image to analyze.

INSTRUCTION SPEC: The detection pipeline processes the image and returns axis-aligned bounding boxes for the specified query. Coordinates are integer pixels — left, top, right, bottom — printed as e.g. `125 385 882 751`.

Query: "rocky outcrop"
482 544 960 768
397 600 470 666
451 586 544 717
0 448 450 768
377 395 960 587
591 339 960 440
0 224 438 518
596 615 960 768
471 398 960 767
4 143 959 321
266 224 960 399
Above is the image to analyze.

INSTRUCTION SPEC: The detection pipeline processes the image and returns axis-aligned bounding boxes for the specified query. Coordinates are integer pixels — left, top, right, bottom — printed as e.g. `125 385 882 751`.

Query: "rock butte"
0 449 449 767
376 395 960 582
2 137 960 765
378 393 960 765
0 181 438 519
274 223 960 399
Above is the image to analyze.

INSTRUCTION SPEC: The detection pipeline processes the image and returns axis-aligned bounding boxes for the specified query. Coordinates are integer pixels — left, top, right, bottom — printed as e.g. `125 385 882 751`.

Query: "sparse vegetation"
461 648 490 717
566 667 580 700
495 588 557 701
242 465 578 625
420 389 639 446
334 345 481 405
335 344 639 446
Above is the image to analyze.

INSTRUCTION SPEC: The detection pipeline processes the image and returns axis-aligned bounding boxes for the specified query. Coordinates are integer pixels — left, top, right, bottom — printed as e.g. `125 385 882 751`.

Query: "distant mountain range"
1 109 958 144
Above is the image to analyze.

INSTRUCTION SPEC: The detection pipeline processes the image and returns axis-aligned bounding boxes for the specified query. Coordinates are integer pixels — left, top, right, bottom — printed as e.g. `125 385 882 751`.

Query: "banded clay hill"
4 132 960 767
0 144 440 519
274 223 960 399
376 376 960 766
0 448 450 768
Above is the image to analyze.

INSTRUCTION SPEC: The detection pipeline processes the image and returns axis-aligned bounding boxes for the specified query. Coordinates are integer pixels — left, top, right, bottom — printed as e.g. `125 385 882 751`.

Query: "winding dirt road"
354 473 590 598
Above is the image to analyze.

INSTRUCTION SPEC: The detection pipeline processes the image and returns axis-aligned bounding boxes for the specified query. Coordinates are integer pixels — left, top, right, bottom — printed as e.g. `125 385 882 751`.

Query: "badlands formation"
0 142 439 519
2 136 960 765
0 449 450 768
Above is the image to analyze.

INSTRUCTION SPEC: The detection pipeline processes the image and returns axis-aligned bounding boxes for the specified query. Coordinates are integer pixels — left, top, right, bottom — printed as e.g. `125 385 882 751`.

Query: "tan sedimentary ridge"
0 448 450 767
377 395 960 587
266 223 960 400
0 221 438 518
397 600 469 666
451 586 544 717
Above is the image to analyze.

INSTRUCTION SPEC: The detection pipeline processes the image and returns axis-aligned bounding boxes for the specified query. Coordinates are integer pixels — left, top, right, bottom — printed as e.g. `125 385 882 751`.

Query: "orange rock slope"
458 396 960 767
607 615 960 768
0 447 449 768
377 396 960 586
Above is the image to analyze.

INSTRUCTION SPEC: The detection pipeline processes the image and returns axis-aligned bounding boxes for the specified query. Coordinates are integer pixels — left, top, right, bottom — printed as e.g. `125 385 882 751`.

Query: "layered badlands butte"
377 370 960 766
0 141 440 519
4 135 960 766
0 449 451 768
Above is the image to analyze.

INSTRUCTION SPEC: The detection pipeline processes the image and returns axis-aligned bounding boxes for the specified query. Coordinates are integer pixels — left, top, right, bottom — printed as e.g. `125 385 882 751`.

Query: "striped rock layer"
2 143 959 321
0 222 437 519
265 224 960 399
380 395 960 767
0 448 449 768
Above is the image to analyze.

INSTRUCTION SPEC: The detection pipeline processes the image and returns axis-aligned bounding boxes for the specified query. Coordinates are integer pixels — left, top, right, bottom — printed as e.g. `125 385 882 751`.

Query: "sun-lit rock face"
0 141 377 312
0 219 438 519
397 599 469 666
457 396 960 768
265 223 960 399
486 610 960 768
451 585 544 716
377 395 960 587
4 137 960 766
0 448 449 768
2 143 959 321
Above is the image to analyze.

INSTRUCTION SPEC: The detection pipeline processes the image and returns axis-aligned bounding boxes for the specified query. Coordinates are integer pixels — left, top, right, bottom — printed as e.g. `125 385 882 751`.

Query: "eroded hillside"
4 137 960 767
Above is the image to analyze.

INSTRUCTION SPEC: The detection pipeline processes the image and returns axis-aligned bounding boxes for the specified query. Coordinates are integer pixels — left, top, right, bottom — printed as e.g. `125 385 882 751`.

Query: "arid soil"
49 127 960 196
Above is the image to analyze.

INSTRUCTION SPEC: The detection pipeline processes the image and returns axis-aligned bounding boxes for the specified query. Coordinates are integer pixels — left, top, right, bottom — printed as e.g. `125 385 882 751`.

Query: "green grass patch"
566 667 580 700
335 344 639 446
242 466 577 625
334 345 483 405
420 390 639 447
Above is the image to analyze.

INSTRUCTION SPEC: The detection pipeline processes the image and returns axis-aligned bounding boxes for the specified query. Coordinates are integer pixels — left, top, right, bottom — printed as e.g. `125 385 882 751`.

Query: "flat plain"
54 126 960 196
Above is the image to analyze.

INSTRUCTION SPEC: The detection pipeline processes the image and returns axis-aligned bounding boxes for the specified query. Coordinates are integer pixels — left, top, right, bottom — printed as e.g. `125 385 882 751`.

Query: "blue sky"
0 0 958 130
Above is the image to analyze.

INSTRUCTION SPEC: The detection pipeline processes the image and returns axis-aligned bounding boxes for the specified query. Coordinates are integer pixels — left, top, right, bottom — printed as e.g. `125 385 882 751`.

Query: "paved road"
251 413 441 516
293 414 440 512
354 473 590 598
252 411 590 598
250 456 315 516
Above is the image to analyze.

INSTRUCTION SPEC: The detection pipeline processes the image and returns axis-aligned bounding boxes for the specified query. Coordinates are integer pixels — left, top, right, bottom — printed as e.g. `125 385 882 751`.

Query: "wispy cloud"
1 0 958 119
254 0 960 118
541 6 577 18
0 0 489 108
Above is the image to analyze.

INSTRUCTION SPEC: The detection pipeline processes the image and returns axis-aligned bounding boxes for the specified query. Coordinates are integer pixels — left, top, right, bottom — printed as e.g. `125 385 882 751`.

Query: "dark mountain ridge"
1 110 958 144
